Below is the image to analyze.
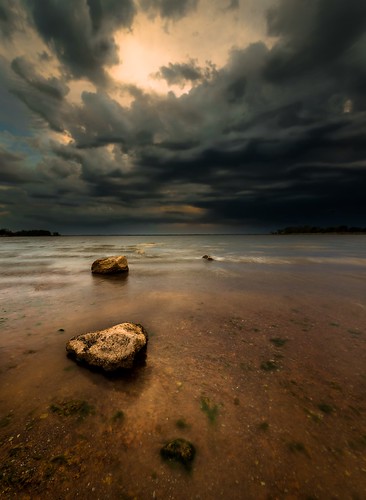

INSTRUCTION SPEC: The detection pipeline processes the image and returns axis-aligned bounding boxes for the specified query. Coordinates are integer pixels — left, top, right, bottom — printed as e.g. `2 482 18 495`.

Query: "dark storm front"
0 235 366 499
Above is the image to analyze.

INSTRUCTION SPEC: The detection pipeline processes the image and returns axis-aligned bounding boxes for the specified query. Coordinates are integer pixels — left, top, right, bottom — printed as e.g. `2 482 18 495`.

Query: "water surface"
1 235 366 498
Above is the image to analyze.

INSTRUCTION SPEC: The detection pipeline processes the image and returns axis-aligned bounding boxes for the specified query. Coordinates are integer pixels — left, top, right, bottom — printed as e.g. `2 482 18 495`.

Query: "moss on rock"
160 438 196 468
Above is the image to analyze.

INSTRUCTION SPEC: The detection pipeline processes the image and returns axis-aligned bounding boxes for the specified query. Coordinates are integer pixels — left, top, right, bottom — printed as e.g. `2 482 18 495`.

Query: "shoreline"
1 285 366 498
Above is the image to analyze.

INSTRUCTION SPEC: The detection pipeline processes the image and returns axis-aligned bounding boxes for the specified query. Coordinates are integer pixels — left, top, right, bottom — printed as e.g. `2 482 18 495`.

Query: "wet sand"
1 256 366 499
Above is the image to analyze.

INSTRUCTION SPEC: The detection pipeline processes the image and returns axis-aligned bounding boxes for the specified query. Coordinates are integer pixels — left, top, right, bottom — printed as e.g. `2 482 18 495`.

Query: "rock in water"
160 439 196 468
202 254 214 261
91 255 129 274
66 323 148 371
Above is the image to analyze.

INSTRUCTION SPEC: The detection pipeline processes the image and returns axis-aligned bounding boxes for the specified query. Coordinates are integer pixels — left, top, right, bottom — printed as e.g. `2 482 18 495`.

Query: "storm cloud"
139 0 199 21
155 60 215 86
24 0 136 84
0 0 365 233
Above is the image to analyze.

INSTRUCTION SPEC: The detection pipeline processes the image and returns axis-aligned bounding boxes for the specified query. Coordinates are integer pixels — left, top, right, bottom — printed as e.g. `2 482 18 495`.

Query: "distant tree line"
272 225 366 235
0 228 60 237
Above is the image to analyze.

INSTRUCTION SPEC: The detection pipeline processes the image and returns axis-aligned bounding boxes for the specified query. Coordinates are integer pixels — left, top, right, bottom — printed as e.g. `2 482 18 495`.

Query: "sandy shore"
1 273 366 499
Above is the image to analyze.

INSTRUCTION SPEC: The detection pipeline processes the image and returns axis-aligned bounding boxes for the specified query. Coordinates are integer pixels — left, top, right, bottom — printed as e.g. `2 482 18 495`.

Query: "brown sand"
0 274 366 499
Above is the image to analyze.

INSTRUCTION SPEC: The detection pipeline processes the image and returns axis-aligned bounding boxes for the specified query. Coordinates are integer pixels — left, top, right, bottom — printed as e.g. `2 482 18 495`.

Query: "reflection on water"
0 235 366 498
91 272 130 288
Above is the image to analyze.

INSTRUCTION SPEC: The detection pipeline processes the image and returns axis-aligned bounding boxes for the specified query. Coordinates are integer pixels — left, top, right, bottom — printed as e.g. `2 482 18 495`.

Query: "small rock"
66 323 148 371
160 438 196 468
202 255 214 261
91 255 129 274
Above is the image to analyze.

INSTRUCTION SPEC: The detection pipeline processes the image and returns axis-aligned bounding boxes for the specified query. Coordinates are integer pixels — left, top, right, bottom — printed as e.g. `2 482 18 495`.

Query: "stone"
66 323 148 371
202 254 214 261
160 438 196 468
91 255 129 274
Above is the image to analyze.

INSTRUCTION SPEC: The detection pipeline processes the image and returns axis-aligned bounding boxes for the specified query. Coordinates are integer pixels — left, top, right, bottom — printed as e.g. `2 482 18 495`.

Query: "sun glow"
107 2 271 97
109 30 192 96
153 205 207 216
110 12 173 94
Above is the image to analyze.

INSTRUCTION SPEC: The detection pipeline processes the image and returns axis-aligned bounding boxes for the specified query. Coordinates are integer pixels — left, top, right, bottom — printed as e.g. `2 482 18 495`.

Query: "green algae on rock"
160 438 196 468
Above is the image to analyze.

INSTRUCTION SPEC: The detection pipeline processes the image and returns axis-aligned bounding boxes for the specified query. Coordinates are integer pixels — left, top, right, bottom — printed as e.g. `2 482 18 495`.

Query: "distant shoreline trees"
0 229 60 237
272 225 366 235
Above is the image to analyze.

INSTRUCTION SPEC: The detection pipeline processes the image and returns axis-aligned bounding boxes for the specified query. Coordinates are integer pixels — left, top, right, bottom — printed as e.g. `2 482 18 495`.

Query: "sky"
0 0 366 234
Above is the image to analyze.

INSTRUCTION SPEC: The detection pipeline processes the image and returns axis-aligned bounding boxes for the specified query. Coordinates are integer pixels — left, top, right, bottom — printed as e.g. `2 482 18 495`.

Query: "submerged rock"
202 255 214 261
160 438 196 468
66 323 148 371
91 255 129 274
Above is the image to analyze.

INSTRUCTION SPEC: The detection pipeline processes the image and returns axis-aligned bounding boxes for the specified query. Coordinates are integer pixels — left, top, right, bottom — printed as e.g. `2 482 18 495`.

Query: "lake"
1 235 366 498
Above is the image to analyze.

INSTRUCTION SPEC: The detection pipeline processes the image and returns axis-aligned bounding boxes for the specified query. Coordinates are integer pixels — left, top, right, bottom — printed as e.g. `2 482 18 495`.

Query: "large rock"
91 255 129 274
66 323 148 371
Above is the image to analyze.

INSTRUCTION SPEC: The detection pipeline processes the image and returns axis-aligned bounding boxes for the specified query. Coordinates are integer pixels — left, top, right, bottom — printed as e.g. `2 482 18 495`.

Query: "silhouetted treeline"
0 229 60 237
273 225 366 235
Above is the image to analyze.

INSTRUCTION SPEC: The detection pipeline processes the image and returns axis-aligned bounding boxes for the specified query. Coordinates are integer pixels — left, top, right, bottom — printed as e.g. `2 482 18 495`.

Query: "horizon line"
58 232 270 236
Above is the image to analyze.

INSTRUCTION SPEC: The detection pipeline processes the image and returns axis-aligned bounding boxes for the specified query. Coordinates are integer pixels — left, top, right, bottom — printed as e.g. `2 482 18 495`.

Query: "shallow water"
1 235 366 499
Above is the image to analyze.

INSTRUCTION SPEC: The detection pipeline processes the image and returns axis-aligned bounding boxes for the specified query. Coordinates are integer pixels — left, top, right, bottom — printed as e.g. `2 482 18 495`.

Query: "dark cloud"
156 61 203 85
16 28 366 228
1 0 366 232
11 56 69 100
4 51 73 133
226 0 239 11
155 60 216 86
24 0 136 84
139 0 199 20
0 0 24 40
0 146 33 183
265 0 366 81
0 57 34 135
87 0 136 31
9 83 71 133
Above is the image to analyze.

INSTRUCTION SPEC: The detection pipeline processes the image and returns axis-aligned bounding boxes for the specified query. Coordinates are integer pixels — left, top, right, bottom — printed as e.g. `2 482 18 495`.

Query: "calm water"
1 234 366 342
1 233 366 298
1 235 366 499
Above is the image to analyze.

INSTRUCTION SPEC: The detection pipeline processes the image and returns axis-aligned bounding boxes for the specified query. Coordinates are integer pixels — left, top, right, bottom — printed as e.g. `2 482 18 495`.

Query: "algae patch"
175 418 190 429
200 396 219 423
0 413 13 428
49 400 94 419
261 360 279 372
112 410 125 422
317 403 334 414
270 337 288 347
287 441 309 456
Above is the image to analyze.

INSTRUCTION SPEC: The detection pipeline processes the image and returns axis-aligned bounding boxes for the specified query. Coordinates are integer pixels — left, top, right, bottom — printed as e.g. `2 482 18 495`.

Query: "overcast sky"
1 0 365 234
